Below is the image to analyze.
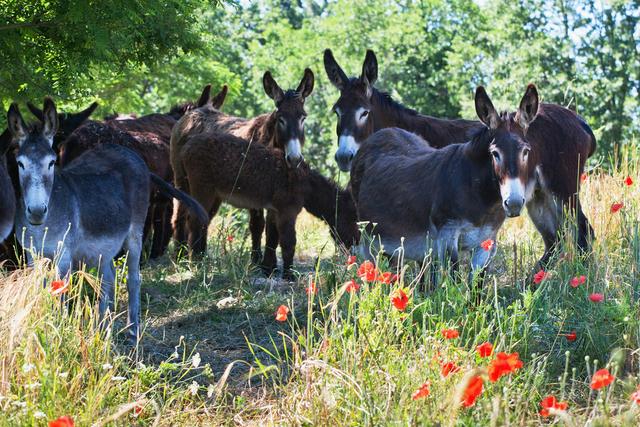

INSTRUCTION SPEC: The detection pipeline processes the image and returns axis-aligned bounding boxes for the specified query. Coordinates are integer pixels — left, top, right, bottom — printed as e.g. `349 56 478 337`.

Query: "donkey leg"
260 210 279 276
575 197 594 254
276 211 298 281
526 190 562 270
249 209 265 265
150 198 170 259
186 190 217 256
98 259 116 329
123 230 143 343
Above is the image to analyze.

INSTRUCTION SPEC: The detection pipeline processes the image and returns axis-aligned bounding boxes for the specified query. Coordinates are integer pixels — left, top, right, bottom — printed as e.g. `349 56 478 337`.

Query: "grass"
0 150 638 426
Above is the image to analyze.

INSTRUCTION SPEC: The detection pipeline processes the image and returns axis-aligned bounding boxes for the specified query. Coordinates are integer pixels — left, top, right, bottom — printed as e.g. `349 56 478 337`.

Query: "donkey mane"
369 84 419 117
168 102 198 119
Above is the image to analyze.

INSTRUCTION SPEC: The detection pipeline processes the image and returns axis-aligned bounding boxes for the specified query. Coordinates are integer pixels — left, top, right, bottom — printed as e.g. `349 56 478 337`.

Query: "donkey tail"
150 174 209 227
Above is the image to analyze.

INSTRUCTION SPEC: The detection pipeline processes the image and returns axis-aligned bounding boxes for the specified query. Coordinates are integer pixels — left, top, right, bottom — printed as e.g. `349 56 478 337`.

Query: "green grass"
0 153 638 426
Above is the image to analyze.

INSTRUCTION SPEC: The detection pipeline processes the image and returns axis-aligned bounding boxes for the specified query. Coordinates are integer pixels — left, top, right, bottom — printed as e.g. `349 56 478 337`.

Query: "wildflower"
580 173 587 183
610 202 623 213
58 372 68 378
226 235 234 243
442 329 459 339
487 352 523 382
51 280 68 296
134 404 143 416
565 331 577 342
111 376 127 381
625 176 633 186
480 239 494 251
441 361 460 378
275 305 289 322
306 281 317 295
462 376 484 408
191 353 201 368
48 416 74 427
347 255 357 267
378 271 393 284
589 293 604 303
590 368 615 390
533 269 548 285
207 383 215 398
569 275 586 288
34 411 46 419
357 261 380 282
539 395 568 417
345 279 360 293
476 342 493 358
102 363 113 370
630 386 640 404
22 363 35 373
412 381 431 400
391 288 409 311
189 381 199 396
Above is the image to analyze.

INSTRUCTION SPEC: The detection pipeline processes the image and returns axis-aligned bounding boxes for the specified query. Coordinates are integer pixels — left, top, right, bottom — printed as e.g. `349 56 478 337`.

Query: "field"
0 151 638 426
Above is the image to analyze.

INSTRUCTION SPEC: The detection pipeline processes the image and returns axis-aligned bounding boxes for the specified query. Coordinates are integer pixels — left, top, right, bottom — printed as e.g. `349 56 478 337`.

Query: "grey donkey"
7 98 208 342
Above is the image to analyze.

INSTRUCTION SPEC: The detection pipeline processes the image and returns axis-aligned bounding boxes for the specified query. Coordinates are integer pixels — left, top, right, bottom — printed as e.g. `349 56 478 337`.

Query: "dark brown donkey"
171 75 311 264
325 49 596 269
174 70 315 277
352 86 538 285
0 132 15 243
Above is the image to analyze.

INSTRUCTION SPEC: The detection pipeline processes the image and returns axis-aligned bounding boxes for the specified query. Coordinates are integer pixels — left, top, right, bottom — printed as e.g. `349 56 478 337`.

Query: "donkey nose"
503 198 525 217
286 153 303 168
335 151 354 172
27 205 48 224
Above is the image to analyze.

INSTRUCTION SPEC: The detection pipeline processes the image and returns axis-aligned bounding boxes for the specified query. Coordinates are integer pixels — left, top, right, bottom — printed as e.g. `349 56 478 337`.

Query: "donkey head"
263 68 314 168
8 98 59 225
27 101 97 150
472 85 539 217
324 49 378 172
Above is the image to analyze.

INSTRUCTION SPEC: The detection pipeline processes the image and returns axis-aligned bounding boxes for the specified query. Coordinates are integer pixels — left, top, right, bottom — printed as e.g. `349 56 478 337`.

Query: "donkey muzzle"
503 197 524 218
26 204 48 225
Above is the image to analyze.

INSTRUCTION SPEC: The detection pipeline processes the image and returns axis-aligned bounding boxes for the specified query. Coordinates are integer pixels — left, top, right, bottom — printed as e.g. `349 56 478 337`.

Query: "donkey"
174 70 314 277
352 86 538 286
324 49 596 270
7 98 207 341
171 74 311 264
0 133 15 242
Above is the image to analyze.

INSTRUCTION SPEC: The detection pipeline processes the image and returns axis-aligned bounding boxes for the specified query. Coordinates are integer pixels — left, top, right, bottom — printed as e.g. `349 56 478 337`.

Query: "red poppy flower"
589 293 604 303
611 202 623 213
391 288 409 311
51 280 68 296
533 269 548 285
134 404 143 416
357 261 380 282
569 275 586 288
411 381 431 400
306 281 317 295
226 235 234 242
590 368 615 390
625 176 633 186
564 331 577 342
378 271 393 284
440 361 460 378
48 417 74 427
275 305 289 322
539 395 568 417
487 352 523 382
630 386 640 404
580 173 587 183
442 329 459 339
476 342 493 358
347 255 357 267
462 376 483 408
345 279 360 293
480 239 494 251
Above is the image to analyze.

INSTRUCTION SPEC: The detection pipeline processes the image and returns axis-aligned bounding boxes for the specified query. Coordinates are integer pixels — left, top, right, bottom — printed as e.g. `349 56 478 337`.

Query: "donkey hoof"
251 250 263 265
282 269 297 282
259 263 277 277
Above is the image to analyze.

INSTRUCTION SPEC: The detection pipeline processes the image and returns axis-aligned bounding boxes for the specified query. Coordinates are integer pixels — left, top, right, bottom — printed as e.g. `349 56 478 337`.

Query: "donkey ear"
323 49 349 91
361 49 378 86
42 97 58 143
0 129 12 155
263 71 284 104
296 68 315 99
474 86 500 130
27 101 44 121
196 84 212 107
515 84 539 132
7 103 27 145
211 85 228 109
62 101 97 134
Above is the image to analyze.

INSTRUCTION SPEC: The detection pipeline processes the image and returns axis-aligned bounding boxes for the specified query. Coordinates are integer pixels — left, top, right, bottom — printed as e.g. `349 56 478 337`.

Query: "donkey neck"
242 112 280 148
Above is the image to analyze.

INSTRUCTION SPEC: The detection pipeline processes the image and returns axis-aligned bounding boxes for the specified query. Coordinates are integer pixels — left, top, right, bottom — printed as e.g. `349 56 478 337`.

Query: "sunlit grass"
0 150 638 425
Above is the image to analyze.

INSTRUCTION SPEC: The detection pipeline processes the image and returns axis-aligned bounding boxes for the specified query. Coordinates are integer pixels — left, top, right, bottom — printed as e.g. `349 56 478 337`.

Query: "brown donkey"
174 70 314 278
325 49 596 270
171 73 311 264
352 86 539 286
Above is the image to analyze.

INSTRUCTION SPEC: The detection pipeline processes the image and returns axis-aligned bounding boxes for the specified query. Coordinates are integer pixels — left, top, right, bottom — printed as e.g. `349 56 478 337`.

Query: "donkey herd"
0 50 596 342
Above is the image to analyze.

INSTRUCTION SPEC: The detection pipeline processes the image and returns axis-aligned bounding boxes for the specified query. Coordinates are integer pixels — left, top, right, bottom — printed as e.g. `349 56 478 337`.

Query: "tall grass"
0 149 637 425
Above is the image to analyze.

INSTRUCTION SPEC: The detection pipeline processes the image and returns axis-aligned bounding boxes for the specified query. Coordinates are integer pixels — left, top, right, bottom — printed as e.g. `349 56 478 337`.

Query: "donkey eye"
48 160 55 169
491 151 501 161
300 116 306 124
360 110 370 119
278 117 286 127
522 148 530 157
17 161 24 169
